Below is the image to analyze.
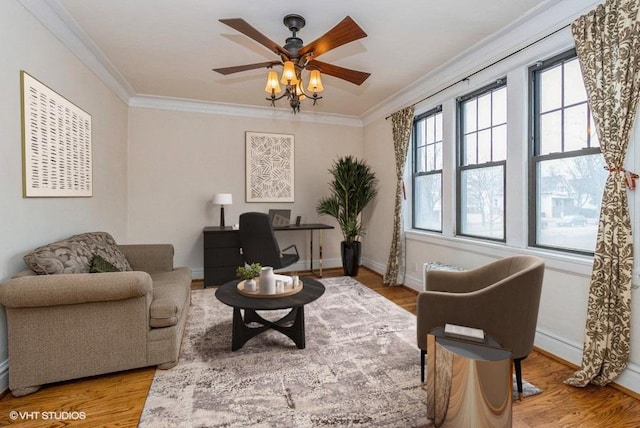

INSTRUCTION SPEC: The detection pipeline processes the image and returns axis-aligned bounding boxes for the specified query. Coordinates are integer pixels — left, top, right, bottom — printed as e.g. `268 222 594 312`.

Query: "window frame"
456 79 508 242
412 105 444 232
528 48 602 255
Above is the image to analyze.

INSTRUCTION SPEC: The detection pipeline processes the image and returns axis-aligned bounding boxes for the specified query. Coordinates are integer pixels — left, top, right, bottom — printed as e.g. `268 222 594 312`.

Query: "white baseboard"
191 267 204 280
361 257 423 292
192 258 344 282
361 256 385 275
535 327 640 394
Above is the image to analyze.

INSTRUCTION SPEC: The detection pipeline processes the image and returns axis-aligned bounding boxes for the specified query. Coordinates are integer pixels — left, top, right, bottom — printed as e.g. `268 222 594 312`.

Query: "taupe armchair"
416 255 544 397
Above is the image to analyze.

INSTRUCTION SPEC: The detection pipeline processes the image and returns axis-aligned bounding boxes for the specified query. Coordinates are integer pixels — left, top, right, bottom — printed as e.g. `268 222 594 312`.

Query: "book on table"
444 323 485 343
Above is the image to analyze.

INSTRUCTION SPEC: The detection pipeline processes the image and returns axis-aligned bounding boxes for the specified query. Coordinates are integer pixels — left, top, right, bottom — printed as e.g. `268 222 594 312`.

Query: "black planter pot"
341 241 361 276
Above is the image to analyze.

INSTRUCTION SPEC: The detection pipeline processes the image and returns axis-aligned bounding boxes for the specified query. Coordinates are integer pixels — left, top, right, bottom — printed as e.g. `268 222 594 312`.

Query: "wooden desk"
203 223 334 287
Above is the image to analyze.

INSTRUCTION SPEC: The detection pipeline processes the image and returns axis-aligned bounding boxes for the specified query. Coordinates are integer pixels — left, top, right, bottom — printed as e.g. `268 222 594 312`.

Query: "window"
413 106 443 231
457 81 507 241
529 50 605 254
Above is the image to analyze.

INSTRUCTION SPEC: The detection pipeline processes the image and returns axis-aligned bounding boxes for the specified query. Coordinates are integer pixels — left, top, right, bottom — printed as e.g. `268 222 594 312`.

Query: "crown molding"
18 0 135 104
21 0 602 128
361 0 604 125
18 0 363 126
129 95 364 127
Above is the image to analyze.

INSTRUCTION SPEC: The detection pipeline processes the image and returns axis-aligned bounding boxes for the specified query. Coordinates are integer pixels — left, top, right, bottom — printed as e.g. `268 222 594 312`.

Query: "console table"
203 223 334 287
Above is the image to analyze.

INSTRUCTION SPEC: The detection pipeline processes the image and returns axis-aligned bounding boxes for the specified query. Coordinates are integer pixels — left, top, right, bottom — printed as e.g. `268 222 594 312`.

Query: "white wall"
0 0 129 391
361 0 640 394
126 106 364 276
361 118 396 274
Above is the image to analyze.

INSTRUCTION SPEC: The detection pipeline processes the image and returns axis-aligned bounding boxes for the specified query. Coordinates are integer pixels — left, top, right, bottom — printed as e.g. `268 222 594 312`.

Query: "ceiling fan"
212 14 370 112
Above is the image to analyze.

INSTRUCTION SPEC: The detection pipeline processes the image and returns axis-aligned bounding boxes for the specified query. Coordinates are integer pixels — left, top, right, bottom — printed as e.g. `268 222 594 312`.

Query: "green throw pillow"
89 254 121 273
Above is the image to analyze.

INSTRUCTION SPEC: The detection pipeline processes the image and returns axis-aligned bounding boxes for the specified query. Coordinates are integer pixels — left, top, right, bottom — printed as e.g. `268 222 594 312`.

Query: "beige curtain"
566 0 640 387
383 106 415 286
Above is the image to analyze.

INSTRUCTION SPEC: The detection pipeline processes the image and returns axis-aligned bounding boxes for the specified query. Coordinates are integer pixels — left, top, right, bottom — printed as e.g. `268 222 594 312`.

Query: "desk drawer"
204 231 240 248
204 247 243 266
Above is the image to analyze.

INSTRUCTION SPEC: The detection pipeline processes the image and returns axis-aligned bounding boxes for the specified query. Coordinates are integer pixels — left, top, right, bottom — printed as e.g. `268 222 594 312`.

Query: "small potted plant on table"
236 263 262 292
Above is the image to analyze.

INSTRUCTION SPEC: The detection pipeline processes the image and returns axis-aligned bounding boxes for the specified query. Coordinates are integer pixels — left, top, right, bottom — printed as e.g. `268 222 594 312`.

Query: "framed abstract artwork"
245 132 294 202
21 71 92 197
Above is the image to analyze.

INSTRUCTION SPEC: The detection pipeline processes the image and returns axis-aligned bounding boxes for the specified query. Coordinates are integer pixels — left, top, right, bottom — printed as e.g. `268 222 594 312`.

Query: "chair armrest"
281 244 299 257
118 244 174 273
0 271 152 308
417 290 482 330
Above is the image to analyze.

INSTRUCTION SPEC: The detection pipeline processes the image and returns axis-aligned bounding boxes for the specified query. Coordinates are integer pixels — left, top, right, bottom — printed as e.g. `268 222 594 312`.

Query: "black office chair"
239 212 299 269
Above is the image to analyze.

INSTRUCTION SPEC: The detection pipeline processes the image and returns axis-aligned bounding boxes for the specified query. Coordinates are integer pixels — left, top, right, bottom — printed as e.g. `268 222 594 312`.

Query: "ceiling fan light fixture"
264 71 281 94
295 81 307 101
215 14 369 113
307 70 324 93
280 61 298 85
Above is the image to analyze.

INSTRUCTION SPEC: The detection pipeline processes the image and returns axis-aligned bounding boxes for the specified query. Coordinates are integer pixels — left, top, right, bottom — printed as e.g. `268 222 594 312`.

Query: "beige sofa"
0 232 192 397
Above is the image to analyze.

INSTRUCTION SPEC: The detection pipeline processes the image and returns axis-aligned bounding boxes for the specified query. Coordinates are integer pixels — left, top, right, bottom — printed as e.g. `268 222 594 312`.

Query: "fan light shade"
307 70 324 93
280 61 298 85
212 193 233 205
295 81 307 101
264 71 281 93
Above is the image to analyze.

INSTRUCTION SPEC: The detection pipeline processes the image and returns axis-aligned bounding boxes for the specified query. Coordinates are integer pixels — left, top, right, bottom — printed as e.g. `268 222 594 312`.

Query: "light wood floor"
0 267 638 427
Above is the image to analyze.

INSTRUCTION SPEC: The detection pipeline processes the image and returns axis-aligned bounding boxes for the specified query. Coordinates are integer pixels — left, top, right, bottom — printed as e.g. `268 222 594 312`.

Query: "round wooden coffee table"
215 277 325 351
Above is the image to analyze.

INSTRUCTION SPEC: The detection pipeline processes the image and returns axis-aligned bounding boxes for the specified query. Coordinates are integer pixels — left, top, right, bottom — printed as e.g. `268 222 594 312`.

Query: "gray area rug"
140 277 426 427
140 277 540 427
514 376 542 399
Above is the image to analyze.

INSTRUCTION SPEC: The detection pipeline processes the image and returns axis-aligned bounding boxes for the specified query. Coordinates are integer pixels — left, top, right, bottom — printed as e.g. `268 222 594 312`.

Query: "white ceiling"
54 0 550 117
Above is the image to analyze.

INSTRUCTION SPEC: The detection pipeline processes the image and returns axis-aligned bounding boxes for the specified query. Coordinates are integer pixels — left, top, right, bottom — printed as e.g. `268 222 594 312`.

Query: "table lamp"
212 193 232 228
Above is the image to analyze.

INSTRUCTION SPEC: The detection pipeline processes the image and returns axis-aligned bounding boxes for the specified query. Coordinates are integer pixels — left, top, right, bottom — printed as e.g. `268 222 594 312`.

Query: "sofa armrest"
118 244 174 273
0 271 152 308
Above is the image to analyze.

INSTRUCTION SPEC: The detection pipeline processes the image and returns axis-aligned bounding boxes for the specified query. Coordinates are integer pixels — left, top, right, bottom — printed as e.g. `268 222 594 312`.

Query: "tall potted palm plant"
317 156 378 276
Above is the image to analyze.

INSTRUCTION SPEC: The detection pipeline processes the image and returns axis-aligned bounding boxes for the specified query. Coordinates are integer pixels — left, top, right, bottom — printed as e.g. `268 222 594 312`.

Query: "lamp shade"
213 193 232 205
265 71 281 93
295 81 307 101
280 61 298 85
307 70 324 93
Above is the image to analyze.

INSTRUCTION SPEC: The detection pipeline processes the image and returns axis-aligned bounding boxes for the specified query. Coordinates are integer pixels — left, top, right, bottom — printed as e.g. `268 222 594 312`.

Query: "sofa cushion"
73 232 132 272
24 232 132 275
24 240 94 275
89 255 121 273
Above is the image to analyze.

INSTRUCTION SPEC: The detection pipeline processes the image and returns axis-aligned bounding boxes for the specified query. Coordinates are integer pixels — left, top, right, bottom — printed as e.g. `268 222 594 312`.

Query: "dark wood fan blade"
219 18 290 58
306 60 370 86
213 61 281 75
298 16 367 58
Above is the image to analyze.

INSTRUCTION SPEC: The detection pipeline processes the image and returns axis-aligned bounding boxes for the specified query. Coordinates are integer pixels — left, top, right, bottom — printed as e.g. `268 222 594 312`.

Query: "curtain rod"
385 23 572 120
